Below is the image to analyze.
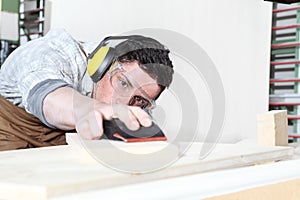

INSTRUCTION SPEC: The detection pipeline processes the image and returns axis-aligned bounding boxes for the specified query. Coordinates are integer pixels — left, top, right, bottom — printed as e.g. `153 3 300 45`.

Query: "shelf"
272 24 300 31
269 102 300 106
271 60 300 65
270 3 300 143
21 19 44 25
21 8 44 14
20 31 43 36
272 42 300 49
270 78 300 83
273 6 300 13
288 134 300 138
288 115 300 120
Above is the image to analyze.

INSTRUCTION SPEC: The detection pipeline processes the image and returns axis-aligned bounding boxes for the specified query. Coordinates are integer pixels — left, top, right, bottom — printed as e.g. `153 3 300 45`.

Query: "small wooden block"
257 110 288 146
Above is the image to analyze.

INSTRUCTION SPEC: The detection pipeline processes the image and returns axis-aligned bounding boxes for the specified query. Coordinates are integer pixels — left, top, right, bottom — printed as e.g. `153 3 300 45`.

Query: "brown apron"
0 95 66 151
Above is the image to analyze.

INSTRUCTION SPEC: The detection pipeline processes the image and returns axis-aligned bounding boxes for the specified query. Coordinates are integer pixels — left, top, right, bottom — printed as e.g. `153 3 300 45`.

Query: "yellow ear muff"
87 46 116 82
87 35 145 82
87 46 110 77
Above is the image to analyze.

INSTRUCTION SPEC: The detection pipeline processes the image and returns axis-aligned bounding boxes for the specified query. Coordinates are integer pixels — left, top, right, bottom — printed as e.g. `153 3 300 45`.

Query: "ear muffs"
86 35 163 83
87 36 130 83
87 45 116 83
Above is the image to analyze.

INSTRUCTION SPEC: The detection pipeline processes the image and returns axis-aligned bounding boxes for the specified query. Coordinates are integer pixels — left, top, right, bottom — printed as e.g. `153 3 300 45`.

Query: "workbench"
0 133 298 200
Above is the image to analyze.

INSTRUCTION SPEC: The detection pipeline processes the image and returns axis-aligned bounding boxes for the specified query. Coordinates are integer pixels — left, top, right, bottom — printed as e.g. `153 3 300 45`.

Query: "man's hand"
43 87 152 140
73 91 152 139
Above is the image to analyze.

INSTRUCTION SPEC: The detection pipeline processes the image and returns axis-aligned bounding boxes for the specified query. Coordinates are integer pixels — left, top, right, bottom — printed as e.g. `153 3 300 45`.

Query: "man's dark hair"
115 36 174 90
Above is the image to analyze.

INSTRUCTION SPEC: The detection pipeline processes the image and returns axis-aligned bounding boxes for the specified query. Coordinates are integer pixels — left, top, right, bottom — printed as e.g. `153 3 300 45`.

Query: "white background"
45 0 272 143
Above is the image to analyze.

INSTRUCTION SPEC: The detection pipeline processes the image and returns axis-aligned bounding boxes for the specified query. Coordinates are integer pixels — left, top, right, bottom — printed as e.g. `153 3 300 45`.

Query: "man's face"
93 61 161 110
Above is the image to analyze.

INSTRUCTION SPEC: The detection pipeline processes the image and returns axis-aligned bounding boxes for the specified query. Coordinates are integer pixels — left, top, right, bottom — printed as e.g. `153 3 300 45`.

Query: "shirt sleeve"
18 69 73 128
28 79 72 128
2 29 89 128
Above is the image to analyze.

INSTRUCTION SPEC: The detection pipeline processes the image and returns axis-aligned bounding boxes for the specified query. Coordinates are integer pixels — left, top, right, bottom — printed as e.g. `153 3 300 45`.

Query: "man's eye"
134 96 147 106
136 97 144 104
119 79 128 88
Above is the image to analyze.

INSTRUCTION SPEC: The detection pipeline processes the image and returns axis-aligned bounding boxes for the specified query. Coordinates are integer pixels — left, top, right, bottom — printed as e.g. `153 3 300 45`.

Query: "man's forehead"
121 62 161 99
122 62 157 86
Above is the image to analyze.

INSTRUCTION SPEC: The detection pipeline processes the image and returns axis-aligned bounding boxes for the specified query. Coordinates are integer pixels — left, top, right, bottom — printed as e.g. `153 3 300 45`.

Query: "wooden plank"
257 110 288 146
0 134 293 199
50 158 300 199
205 178 300 200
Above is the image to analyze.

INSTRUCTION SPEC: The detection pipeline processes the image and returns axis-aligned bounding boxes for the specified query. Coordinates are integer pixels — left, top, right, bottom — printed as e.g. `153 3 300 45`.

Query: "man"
0 29 174 150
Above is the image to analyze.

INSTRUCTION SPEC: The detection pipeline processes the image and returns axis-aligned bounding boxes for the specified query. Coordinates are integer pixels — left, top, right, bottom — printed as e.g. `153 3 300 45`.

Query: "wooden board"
205 178 300 200
0 134 293 200
257 110 288 146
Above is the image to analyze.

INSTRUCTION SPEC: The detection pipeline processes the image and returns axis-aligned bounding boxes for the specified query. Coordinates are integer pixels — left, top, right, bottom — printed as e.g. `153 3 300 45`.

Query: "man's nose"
112 93 134 106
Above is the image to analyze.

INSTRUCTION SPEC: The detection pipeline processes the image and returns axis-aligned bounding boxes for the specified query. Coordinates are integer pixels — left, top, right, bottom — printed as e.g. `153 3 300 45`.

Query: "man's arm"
42 87 76 130
43 86 152 139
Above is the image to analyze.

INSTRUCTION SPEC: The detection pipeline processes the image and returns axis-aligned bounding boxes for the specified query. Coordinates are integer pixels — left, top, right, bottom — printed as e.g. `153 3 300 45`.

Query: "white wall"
45 0 272 143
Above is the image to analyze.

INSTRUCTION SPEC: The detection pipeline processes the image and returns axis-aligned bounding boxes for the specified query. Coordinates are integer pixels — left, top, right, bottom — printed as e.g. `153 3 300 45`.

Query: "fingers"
76 102 153 139
129 106 152 127
75 111 103 140
112 104 152 130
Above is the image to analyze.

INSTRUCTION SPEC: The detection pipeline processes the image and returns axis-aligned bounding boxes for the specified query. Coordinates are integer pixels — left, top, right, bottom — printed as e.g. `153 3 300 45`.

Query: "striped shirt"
0 29 98 128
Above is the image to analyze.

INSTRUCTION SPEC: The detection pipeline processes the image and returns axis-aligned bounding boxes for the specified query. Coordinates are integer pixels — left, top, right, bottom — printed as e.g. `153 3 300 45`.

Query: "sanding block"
103 119 167 142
